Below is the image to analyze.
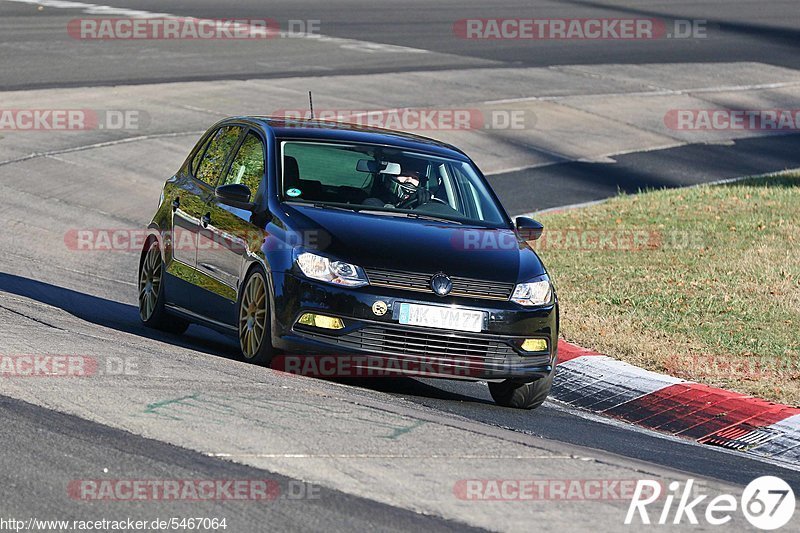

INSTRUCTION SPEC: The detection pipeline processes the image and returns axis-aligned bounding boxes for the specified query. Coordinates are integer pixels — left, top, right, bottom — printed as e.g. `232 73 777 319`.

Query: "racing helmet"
386 169 422 204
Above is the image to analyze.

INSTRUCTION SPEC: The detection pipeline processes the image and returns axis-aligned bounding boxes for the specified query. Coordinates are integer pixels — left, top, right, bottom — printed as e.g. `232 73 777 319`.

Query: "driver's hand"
415 187 432 205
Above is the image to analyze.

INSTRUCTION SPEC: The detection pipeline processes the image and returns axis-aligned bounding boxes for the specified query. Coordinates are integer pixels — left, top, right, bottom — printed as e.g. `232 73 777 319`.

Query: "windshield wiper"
311 203 362 212
404 212 463 225
305 203 462 224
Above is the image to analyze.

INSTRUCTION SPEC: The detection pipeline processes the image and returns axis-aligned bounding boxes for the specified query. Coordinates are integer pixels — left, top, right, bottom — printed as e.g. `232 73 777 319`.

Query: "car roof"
225 116 471 162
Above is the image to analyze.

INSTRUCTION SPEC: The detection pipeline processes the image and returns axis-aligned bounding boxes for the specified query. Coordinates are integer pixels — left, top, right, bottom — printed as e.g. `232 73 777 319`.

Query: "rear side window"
195 126 243 186
190 135 213 176
221 132 265 195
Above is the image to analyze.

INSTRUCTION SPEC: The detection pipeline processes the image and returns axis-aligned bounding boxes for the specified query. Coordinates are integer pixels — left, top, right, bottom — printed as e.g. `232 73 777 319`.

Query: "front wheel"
238 268 274 365
488 372 554 410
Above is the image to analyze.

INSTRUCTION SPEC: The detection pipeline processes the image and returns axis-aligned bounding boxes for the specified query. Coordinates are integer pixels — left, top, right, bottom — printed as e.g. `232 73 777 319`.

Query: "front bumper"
270 272 558 381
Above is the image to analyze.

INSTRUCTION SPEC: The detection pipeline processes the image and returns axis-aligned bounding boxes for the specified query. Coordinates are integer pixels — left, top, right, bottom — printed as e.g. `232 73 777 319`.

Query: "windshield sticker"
287 188 302 197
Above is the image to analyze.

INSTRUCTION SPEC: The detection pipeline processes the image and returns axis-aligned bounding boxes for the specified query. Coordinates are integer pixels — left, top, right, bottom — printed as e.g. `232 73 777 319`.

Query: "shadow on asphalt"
6 272 800 487
0 271 240 360
0 271 487 405
490 133 800 214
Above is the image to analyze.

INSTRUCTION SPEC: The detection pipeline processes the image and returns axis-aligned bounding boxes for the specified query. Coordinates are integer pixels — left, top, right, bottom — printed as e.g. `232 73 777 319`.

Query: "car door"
196 129 267 325
169 133 211 270
167 124 244 313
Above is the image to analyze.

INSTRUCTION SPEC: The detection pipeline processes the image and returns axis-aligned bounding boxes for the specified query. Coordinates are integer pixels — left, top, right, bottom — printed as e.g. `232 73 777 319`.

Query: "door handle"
201 213 211 228
172 197 180 211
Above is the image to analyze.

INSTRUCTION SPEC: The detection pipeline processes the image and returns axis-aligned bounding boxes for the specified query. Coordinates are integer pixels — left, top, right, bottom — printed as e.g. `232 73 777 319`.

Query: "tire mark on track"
0 303 65 329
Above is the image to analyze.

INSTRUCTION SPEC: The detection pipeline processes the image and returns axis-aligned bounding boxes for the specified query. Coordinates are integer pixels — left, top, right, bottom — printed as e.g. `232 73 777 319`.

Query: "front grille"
364 268 514 301
301 324 517 363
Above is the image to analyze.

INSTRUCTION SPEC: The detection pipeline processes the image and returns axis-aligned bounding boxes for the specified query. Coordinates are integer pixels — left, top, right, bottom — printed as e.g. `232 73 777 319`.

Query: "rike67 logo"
626 477 795 530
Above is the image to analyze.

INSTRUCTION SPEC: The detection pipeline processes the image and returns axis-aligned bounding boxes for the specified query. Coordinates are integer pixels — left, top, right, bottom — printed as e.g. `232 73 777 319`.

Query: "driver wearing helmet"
384 169 432 208
362 166 436 209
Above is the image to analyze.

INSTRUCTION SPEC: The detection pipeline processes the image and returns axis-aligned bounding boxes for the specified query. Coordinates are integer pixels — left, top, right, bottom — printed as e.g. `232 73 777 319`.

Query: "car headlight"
296 252 368 288
511 275 553 306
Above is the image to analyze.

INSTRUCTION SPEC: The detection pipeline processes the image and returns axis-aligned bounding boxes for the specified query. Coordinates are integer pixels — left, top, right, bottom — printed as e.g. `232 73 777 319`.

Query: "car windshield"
278 140 509 227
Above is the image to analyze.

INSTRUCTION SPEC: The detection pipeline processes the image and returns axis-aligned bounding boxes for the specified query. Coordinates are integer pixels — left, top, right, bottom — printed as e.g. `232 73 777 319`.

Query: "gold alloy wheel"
239 272 267 359
139 244 162 321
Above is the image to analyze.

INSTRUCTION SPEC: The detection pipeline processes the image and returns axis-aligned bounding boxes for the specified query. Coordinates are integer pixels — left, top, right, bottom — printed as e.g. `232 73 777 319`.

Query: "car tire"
488 372 554 410
138 239 189 335
237 267 274 366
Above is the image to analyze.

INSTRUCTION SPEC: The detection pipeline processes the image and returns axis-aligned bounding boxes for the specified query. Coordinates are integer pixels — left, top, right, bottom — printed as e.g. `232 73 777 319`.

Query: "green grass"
535 172 800 405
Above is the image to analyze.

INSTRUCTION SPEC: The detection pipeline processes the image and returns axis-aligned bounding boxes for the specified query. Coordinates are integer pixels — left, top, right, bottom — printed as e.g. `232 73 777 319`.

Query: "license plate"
398 303 485 333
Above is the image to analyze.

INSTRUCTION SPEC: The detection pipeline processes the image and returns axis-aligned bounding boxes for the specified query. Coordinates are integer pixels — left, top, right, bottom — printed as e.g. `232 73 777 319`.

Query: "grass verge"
535 171 800 405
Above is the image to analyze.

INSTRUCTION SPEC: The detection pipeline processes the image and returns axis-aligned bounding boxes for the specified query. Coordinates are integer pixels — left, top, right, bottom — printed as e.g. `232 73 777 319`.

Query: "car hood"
281 204 545 283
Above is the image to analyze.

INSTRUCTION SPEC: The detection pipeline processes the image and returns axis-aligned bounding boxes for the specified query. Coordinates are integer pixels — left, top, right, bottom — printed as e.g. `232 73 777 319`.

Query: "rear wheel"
138 240 189 334
488 372 554 410
238 268 274 365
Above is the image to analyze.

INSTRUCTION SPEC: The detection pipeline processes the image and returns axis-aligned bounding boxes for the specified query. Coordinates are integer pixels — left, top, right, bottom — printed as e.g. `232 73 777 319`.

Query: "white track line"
3 0 429 54
482 80 800 106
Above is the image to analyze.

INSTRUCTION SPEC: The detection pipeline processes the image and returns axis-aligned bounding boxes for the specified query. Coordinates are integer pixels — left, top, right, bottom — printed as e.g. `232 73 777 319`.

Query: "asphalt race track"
3 0 800 89
1 1 799 531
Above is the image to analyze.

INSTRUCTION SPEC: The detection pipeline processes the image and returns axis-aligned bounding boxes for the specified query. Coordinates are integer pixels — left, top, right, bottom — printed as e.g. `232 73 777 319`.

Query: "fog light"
298 313 344 330
520 338 548 352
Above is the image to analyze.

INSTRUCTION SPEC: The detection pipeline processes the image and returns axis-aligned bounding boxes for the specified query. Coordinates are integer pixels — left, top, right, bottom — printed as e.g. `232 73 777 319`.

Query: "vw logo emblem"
430 273 453 297
372 300 388 316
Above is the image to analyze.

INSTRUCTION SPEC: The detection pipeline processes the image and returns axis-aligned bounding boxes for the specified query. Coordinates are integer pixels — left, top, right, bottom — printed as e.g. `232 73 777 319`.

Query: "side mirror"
216 183 255 210
516 217 544 241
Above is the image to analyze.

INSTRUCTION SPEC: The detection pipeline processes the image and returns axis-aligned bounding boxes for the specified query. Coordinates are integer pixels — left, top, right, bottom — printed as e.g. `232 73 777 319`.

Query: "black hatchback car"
139 117 558 409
